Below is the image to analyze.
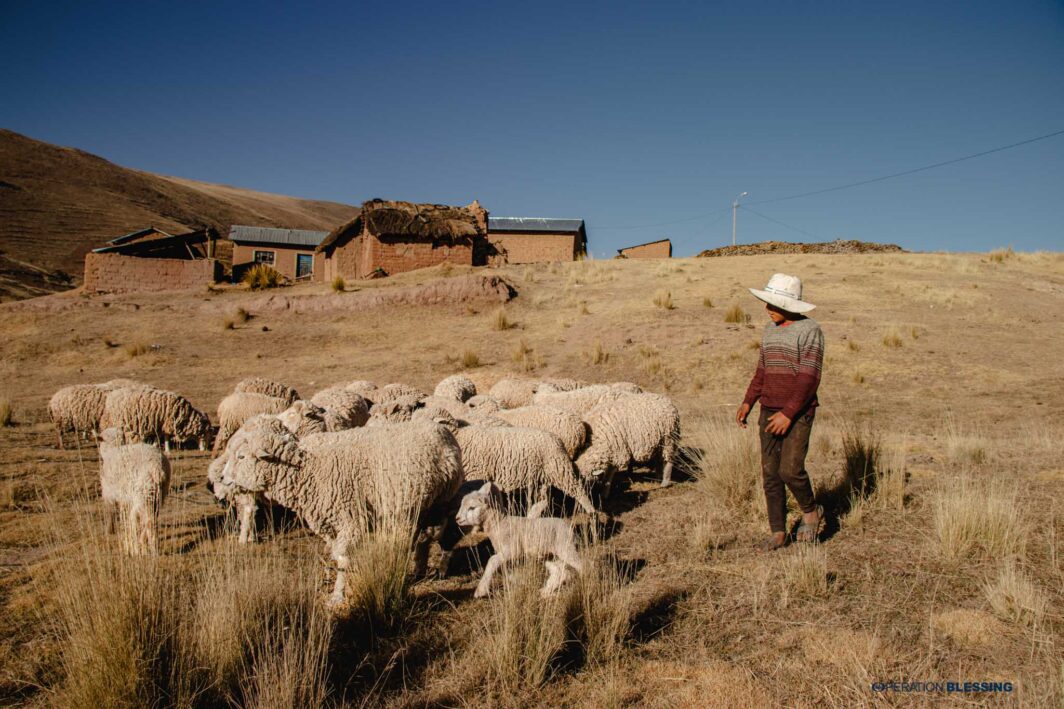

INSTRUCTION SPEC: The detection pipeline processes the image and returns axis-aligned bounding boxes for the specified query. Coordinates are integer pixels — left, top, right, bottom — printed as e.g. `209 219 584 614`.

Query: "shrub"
243 264 283 290
723 304 750 324
933 476 1026 561
461 350 481 369
652 290 675 310
331 276 346 293
0 398 12 427
492 308 514 331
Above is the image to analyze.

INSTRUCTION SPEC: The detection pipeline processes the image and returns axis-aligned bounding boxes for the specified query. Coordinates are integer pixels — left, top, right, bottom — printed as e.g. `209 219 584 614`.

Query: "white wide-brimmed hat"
748 273 816 314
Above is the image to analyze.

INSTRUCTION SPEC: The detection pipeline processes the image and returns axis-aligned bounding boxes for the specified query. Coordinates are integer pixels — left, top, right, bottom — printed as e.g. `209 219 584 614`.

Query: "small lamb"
97 427 171 555
456 482 583 598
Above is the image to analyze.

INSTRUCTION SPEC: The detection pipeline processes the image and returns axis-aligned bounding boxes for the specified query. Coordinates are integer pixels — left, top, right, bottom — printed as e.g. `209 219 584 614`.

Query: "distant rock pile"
697 239 905 258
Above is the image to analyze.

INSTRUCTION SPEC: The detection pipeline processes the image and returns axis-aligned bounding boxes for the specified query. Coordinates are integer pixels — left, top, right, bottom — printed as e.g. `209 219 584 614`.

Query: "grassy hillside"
0 129 357 299
0 251 1061 706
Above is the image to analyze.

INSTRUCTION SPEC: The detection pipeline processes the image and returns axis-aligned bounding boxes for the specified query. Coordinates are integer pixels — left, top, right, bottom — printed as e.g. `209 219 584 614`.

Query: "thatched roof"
317 200 485 252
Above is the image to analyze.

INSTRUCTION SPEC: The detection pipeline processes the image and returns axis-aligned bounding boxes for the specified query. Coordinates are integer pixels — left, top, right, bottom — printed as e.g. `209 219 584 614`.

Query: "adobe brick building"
83 227 222 293
617 238 672 259
229 225 329 283
486 217 588 264
317 199 487 280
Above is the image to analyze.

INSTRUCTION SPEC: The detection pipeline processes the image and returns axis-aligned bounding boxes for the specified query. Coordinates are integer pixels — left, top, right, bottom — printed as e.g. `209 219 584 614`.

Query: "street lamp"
732 192 748 246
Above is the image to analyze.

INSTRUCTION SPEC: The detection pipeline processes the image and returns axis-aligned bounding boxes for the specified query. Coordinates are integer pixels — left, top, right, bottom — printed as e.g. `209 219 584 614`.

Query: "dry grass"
492 308 515 331
0 398 11 427
460 350 481 369
512 339 541 372
846 339 859 352
933 476 1026 561
121 341 149 358
702 296 714 308
652 290 675 310
687 415 761 519
780 545 830 605
987 246 1015 263
331 275 346 293
881 327 903 348
723 304 750 324
984 561 1048 629
583 340 609 366
243 264 283 290
944 414 988 465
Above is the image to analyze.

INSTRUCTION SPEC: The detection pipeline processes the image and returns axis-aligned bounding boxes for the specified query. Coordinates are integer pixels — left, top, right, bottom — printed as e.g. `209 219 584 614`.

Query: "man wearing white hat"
736 273 825 551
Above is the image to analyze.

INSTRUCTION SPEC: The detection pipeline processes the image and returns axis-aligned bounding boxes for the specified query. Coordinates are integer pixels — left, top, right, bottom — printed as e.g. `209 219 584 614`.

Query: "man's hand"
765 411 792 436
736 402 751 429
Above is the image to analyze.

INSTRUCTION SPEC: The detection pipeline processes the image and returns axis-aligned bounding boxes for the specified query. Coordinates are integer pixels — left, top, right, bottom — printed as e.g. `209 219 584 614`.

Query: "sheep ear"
478 481 494 496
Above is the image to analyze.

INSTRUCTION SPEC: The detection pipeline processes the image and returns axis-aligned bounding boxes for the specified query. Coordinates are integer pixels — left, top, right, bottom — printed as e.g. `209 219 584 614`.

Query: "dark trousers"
759 407 817 533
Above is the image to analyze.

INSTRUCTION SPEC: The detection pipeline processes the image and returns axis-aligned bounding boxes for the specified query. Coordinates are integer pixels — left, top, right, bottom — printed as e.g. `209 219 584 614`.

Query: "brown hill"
0 129 358 300
697 239 905 258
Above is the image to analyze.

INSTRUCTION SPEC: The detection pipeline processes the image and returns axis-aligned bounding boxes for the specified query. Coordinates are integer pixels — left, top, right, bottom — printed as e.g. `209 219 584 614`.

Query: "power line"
739 205 823 241
597 206 731 230
747 127 1064 205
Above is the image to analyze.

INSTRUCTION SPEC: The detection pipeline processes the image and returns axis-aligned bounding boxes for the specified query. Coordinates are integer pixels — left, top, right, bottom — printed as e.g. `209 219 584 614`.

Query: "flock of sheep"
47 374 681 602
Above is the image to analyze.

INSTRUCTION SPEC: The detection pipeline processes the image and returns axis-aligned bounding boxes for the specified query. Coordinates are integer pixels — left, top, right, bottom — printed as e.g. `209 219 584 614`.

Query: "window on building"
253 250 275 265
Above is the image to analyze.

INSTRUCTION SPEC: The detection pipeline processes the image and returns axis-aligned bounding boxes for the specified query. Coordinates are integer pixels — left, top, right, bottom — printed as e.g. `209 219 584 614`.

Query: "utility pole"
732 191 748 246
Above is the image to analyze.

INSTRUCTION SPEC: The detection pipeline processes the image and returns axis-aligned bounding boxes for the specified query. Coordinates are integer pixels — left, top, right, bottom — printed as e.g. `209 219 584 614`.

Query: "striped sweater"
742 317 824 419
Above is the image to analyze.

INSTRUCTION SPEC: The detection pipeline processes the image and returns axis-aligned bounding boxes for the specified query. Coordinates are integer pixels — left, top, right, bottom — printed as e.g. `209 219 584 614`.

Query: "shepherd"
736 273 825 551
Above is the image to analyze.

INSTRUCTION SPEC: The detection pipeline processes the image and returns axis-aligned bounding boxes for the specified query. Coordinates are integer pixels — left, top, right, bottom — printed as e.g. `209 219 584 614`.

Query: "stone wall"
486 232 578 264
83 252 220 293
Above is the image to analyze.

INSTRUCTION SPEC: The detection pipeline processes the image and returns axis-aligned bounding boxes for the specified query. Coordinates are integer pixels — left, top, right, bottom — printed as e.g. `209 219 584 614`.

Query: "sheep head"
220 420 302 494
456 481 499 531
277 400 327 437
574 446 612 481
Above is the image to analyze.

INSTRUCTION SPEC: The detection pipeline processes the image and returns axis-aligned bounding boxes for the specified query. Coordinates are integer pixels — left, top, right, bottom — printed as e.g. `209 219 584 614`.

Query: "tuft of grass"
987 246 1014 263
0 397 12 427
780 545 830 604
846 339 859 352
944 414 988 465
577 301 590 315
512 339 541 373
524 267 536 283
723 304 750 325
933 476 1026 561
583 340 609 365
908 326 920 340
568 553 631 668
851 369 866 385
841 424 881 500
881 328 903 348
223 317 235 330
747 339 761 350
243 264 283 290
492 308 515 331
983 561 1047 629
342 524 415 634
331 275 346 293
686 415 761 519
652 290 675 310
702 296 714 308
460 350 481 369
234 307 249 323
122 341 150 358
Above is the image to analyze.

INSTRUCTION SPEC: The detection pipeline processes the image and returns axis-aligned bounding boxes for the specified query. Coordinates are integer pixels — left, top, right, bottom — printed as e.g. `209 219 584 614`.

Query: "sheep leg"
55 427 64 450
474 554 504 598
541 561 570 597
329 545 351 607
145 498 160 555
412 529 433 578
660 461 674 488
237 495 257 544
601 470 617 501
105 500 119 534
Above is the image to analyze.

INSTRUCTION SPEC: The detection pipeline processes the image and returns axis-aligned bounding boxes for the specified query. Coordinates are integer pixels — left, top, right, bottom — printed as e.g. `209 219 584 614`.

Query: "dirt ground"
1 250 1061 706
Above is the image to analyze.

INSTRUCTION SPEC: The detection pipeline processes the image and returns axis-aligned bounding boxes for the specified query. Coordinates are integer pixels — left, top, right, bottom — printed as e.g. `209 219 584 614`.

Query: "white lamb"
213 391 291 454
100 386 211 451
493 405 589 459
433 374 477 402
457 481 583 598
233 377 299 404
575 392 681 497
97 427 171 555
310 387 371 430
217 418 464 605
453 425 597 516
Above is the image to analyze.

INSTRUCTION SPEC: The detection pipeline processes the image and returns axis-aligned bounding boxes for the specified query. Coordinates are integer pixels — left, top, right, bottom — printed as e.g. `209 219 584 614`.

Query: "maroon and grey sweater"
743 317 824 419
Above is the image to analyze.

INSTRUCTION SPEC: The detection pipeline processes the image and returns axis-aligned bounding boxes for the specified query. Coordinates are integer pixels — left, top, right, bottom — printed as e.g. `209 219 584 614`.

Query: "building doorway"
296 254 313 279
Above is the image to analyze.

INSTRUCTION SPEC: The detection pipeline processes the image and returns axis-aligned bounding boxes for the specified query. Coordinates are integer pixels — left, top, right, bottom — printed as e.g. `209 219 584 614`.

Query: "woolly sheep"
233 377 299 405
538 378 587 392
433 374 477 402
101 386 211 451
532 384 624 415
310 387 371 430
368 394 422 424
453 425 596 516
465 394 502 412
97 427 171 555
274 400 329 437
216 418 464 605
575 392 681 497
493 405 589 458
344 380 378 402
487 378 538 408
48 380 144 449
213 391 290 454
373 383 427 406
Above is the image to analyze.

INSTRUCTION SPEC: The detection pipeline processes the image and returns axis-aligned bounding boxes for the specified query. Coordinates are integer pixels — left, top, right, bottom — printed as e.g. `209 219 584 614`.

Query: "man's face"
766 303 788 324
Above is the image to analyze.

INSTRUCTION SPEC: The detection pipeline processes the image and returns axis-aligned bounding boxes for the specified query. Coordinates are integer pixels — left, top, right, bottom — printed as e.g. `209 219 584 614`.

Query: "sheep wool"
368 394 422 424
487 378 539 408
275 400 329 437
233 377 300 405
98 427 171 555
532 384 623 416
493 405 589 459
48 380 144 448
453 425 596 515
465 395 502 412
433 374 477 402
213 391 290 454
373 383 427 406
575 392 681 490
344 380 379 403
310 387 371 430
101 386 211 448
218 419 464 604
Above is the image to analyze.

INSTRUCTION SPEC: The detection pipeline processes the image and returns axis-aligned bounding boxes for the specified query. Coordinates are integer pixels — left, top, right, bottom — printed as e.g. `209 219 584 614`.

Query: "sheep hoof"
474 587 490 599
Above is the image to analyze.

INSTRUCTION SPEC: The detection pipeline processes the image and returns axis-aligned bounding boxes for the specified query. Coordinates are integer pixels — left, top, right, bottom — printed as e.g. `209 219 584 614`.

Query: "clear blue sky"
2 0 1062 256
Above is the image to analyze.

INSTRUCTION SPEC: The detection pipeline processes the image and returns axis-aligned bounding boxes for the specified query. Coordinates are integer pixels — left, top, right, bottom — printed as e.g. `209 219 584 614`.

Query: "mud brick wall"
619 240 672 259
486 232 578 264
83 253 219 293
232 243 320 282
360 234 473 277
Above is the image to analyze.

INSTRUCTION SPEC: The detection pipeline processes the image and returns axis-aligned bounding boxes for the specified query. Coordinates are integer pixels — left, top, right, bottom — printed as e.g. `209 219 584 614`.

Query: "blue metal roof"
488 217 585 233
228 225 328 247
